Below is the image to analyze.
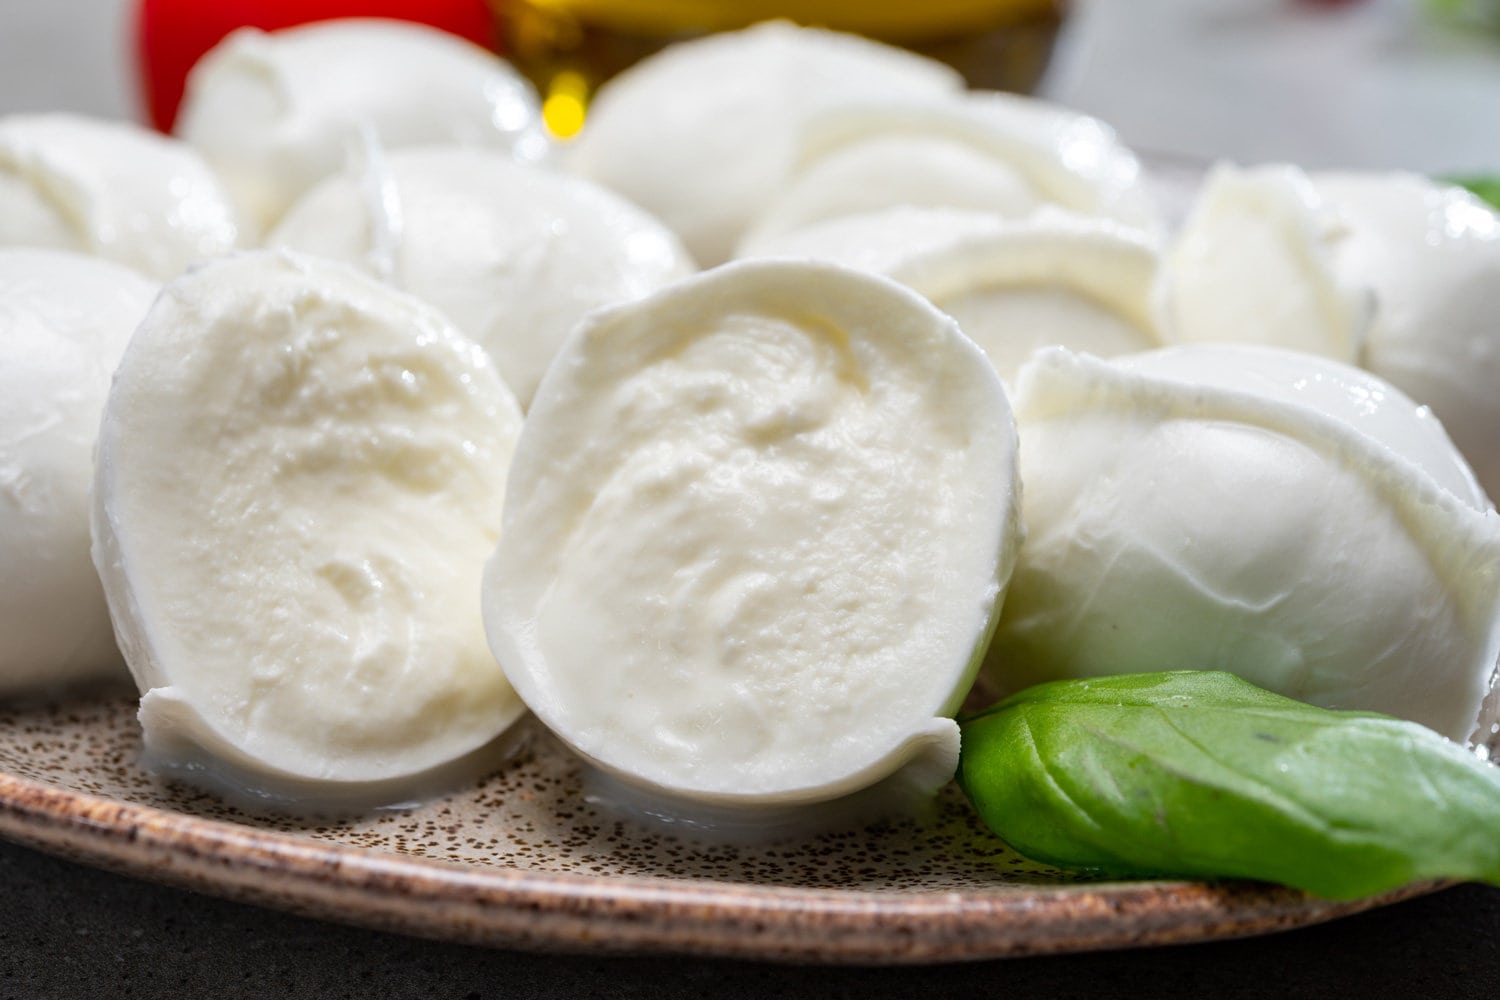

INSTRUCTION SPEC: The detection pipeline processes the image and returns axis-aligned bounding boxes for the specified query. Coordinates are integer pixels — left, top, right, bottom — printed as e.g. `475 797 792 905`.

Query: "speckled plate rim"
0 767 1441 964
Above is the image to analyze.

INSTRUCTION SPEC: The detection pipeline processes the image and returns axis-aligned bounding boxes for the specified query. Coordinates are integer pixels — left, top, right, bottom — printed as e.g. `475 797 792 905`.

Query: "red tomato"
134 0 499 132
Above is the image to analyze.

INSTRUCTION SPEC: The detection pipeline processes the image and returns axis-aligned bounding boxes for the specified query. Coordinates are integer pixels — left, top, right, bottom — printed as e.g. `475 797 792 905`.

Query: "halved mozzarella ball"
0 114 241 280
177 19 546 236
744 206 1161 386
484 260 1021 806
270 147 695 407
0 250 157 693
1155 163 1372 363
987 345 1500 744
567 21 963 266
739 91 1161 253
92 251 525 801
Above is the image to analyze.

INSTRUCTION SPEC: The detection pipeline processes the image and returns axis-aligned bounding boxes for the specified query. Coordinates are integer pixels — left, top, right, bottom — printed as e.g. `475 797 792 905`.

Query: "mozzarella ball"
0 114 241 280
986 345 1500 744
0 249 157 693
177 19 547 235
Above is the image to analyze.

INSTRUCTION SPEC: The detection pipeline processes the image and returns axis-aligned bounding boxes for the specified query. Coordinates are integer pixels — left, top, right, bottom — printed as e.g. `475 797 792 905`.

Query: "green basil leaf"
957 671 1500 900
1447 175 1500 210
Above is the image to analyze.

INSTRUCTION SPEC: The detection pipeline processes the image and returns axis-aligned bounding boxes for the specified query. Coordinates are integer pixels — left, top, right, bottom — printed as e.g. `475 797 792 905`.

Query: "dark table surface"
2 836 1496 1000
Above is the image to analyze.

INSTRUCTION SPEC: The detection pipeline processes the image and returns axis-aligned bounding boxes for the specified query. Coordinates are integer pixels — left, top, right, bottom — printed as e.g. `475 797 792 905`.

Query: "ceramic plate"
0 689 1436 964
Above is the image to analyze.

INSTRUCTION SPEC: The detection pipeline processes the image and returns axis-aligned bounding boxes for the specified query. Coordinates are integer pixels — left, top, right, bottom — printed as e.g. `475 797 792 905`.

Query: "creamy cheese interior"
92 251 525 797
484 260 1020 806
988 346 1500 743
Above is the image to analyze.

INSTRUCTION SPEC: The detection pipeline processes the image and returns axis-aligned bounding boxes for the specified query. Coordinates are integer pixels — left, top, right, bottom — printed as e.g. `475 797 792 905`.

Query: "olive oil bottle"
498 0 1063 136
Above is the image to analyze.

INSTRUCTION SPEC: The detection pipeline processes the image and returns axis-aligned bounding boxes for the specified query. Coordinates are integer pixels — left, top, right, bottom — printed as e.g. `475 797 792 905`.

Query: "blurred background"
0 0 1496 174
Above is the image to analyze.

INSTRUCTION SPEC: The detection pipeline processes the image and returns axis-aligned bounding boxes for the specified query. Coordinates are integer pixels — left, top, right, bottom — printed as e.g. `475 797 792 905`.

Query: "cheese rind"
484 260 1021 805
92 250 525 794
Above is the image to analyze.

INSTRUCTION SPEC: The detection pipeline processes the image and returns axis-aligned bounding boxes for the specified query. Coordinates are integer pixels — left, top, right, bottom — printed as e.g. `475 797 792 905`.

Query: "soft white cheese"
483 260 1021 806
987 345 1500 744
0 249 157 693
176 19 547 237
91 250 526 801
743 206 1161 386
0 114 241 280
270 147 696 408
738 91 1162 254
1154 165 1500 506
1314 171 1500 506
567 21 963 266
1154 163 1372 363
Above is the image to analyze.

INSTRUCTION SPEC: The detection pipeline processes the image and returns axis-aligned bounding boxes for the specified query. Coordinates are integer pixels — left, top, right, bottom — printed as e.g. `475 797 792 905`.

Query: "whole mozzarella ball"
1154 163 1371 364
1314 172 1500 505
0 249 158 693
0 114 241 280
1154 165 1500 505
270 147 696 407
742 206 1161 386
738 91 1162 255
568 21 964 266
176 19 547 236
986 345 1500 744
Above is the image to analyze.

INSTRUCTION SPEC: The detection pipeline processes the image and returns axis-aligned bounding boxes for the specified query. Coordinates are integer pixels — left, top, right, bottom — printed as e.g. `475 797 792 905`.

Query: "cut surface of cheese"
484 260 1021 806
92 250 525 800
176 19 546 236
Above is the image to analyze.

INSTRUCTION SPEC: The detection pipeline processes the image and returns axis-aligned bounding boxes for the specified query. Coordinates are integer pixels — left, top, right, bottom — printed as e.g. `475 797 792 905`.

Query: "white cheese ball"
567 21 963 266
484 260 1022 807
0 114 241 280
92 251 525 803
744 206 1161 386
1156 165 1500 504
1155 163 1372 364
0 250 157 693
1314 172 1500 505
270 147 696 407
738 92 1162 255
986 345 1500 744
176 19 547 236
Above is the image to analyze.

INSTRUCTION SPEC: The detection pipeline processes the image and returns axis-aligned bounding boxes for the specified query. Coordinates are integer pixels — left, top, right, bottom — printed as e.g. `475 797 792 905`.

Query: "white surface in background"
0 0 1496 170
0 0 135 120
1044 0 1500 174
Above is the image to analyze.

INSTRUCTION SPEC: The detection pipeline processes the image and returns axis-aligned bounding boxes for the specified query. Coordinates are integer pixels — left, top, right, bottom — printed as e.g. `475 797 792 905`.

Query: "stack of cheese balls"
3 17 1497 818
